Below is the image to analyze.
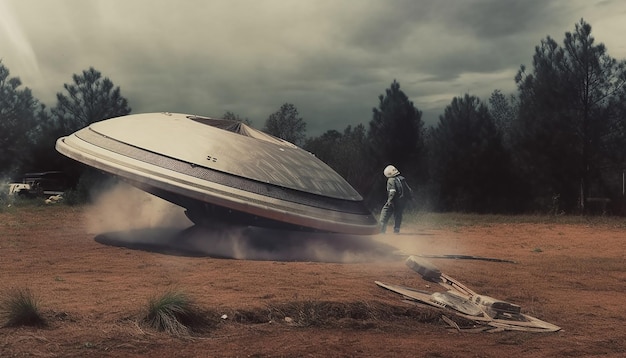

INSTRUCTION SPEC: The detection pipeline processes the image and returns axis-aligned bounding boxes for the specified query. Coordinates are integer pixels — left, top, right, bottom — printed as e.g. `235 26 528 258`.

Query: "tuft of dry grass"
0 288 47 327
141 290 216 336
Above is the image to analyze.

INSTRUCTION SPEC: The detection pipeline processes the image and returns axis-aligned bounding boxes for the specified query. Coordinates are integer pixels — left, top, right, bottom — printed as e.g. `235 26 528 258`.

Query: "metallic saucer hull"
56 112 378 235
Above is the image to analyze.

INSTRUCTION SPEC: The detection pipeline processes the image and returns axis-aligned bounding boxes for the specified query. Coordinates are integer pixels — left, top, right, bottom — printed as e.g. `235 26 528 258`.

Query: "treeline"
0 66 131 185
295 19 626 215
1 19 625 215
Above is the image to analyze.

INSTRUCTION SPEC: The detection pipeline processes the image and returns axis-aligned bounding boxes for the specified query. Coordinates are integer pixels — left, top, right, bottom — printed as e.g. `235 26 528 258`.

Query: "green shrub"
0 288 46 327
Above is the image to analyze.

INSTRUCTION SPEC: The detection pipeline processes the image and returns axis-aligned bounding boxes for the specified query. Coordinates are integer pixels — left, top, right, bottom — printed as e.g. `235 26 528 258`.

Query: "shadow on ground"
94 224 400 263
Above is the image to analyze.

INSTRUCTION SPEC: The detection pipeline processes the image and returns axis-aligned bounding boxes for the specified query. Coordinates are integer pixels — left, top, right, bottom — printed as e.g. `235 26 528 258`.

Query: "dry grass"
0 288 47 328
261 300 441 328
408 211 626 229
141 290 217 336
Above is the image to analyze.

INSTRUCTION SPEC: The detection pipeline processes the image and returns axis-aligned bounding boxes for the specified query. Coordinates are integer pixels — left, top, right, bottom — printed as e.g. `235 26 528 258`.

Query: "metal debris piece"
376 255 560 332
440 315 461 331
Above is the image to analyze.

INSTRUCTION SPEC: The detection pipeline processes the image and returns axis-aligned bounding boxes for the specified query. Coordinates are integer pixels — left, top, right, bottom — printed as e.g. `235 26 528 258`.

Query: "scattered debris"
7 171 69 198
45 194 63 204
376 255 560 333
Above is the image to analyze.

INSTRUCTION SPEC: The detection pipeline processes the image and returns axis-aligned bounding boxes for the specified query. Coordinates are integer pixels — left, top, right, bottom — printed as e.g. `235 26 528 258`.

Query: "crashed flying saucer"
55 112 378 235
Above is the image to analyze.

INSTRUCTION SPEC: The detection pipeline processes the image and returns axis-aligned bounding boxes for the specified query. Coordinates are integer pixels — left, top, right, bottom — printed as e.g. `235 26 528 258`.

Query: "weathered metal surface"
56 112 378 235
375 256 561 332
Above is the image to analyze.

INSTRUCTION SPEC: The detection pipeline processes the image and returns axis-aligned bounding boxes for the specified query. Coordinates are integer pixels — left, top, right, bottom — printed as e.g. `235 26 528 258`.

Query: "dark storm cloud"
1 0 624 134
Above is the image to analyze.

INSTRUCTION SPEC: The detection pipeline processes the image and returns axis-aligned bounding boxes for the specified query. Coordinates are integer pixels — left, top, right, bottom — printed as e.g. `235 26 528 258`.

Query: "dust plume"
85 181 190 234
88 182 399 263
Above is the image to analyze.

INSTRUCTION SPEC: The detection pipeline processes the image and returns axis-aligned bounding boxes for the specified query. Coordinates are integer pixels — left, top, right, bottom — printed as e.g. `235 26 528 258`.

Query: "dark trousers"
379 199 405 233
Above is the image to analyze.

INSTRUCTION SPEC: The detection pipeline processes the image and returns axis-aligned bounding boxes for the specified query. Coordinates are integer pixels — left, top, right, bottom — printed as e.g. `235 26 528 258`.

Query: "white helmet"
383 165 399 178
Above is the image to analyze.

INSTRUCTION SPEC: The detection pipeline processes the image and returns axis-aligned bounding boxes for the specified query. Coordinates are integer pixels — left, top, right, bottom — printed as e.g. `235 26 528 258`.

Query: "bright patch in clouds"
1 0 624 133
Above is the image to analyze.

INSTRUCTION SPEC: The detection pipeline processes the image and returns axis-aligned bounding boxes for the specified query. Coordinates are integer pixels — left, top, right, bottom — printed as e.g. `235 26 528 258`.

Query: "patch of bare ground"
1 204 625 357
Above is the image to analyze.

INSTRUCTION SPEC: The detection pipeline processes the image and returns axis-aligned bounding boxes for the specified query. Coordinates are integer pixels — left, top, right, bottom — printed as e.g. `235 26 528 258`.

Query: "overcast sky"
1 0 625 136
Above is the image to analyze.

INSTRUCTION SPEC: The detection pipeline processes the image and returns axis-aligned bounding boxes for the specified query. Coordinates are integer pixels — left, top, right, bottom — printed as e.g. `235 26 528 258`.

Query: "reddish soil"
1 195 625 357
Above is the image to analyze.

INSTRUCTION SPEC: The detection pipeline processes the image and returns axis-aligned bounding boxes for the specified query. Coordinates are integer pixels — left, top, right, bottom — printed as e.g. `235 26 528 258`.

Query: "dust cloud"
84 182 191 234
87 182 400 263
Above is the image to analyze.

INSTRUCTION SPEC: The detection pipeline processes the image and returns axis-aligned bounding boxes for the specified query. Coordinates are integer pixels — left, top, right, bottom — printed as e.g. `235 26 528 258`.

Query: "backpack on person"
396 176 414 201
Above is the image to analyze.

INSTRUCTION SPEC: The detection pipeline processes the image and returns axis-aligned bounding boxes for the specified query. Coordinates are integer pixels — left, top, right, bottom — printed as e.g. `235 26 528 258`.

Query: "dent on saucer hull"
55 112 378 235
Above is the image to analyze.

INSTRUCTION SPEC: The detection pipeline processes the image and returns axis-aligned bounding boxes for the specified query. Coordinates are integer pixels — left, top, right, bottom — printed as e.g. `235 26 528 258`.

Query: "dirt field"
1 190 625 357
